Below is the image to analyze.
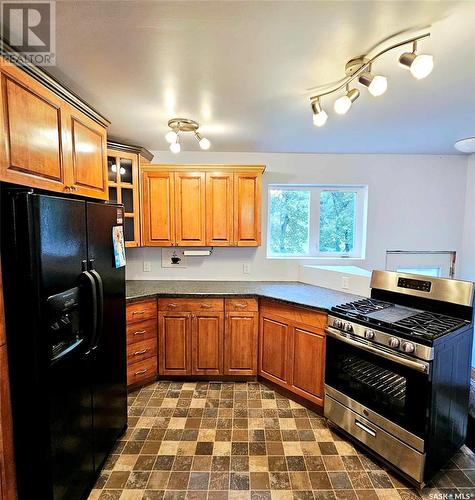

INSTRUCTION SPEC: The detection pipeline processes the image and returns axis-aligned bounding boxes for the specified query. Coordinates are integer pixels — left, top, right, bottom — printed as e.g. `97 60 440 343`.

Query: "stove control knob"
343 323 353 333
364 329 375 339
389 337 400 348
402 342 415 353
334 319 343 329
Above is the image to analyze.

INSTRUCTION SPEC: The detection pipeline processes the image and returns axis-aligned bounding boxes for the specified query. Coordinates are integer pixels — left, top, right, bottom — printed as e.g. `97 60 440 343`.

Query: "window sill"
266 255 365 260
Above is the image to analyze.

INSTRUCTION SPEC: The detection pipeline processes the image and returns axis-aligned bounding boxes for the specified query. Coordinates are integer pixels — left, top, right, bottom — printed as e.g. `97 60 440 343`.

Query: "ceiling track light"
165 118 211 152
307 29 433 127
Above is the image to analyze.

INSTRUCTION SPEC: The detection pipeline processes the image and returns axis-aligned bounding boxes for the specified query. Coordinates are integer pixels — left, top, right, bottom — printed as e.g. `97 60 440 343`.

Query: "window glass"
268 189 310 256
319 191 356 254
267 185 367 259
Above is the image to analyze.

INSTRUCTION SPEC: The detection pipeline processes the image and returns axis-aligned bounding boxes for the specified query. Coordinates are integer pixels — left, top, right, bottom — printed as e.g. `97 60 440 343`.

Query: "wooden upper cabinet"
175 172 206 246
140 165 264 247
234 172 261 246
142 171 175 246
206 172 233 246
0 69 65 191
0 57 109 199
63 105 107 199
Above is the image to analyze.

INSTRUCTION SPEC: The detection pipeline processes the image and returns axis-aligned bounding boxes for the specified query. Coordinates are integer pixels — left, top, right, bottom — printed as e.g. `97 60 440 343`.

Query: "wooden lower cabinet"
159 312 191 376
224 311 258 376
126 299 158 387
259 316 291 385
157 298 258 377
290 325 325 405
192 312 223 375
259 300 327 407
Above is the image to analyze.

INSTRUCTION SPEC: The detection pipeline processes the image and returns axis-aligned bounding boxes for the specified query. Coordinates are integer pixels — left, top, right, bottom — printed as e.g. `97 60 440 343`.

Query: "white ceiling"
49 1 475 154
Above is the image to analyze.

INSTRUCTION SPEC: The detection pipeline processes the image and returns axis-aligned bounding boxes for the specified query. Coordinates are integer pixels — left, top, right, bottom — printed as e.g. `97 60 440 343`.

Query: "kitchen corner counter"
126 280 360 312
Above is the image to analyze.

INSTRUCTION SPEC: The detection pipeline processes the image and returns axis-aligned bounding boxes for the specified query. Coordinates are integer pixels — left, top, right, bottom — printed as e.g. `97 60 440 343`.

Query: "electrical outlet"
243 263 251 274
143 261 151 272
342 276 350 290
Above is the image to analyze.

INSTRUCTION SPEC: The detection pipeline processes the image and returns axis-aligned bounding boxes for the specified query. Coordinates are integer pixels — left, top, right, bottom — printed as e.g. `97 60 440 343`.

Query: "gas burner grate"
332 298 392 316
394 311 467 337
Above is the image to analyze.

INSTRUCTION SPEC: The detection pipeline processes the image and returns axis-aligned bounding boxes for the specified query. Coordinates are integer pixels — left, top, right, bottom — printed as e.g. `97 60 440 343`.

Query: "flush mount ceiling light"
165 118 211 153
454 137 475 153
308 30 433 127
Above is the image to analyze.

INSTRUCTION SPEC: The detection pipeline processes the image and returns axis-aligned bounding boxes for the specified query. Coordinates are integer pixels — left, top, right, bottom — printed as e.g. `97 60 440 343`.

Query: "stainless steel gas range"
324 270 474 487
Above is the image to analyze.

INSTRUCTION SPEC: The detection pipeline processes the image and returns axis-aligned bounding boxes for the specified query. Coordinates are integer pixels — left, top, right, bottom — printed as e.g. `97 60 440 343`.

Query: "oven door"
325 328 431 438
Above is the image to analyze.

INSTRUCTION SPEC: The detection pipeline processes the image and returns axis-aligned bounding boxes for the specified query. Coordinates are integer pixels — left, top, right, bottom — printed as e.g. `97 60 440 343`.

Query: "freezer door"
86 202 127 473
1 192 95 500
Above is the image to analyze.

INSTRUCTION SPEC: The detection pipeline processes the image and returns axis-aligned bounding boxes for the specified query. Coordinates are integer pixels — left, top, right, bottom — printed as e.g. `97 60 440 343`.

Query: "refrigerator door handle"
89 269 104 352
79 270 98 355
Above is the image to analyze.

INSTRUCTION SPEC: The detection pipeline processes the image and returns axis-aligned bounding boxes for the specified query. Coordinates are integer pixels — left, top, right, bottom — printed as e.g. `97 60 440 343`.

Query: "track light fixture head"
165 118 211 152
334 86 360 115
358 69 388 97
194 131 211 150
169 133 180 154
399 41 434 79
311 98 328 127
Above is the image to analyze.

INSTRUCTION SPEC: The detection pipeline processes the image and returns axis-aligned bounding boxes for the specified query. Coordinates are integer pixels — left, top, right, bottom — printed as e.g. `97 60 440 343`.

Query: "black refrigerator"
1 190 127 500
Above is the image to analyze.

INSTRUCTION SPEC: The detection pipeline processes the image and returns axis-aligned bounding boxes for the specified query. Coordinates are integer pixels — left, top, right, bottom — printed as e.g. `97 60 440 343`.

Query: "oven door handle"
325 327 430 374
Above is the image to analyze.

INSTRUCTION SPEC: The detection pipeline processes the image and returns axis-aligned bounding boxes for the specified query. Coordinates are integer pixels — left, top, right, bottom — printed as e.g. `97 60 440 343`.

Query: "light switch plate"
342 276 350 289
243 263 251 274
143 261 151 272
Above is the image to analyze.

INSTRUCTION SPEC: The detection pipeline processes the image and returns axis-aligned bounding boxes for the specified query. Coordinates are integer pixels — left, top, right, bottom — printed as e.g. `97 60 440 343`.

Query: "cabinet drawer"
158 298 224 312
127 299 157 323
126 319 157 345
127 356 157 386
225 298 258 312
127 338 157 364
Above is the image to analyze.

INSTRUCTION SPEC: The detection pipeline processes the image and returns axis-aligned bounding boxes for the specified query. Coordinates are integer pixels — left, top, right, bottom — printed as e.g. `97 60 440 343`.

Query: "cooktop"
332 298 468 340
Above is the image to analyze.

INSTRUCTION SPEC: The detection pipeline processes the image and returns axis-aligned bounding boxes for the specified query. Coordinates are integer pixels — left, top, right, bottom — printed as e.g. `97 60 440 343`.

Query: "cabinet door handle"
200 303 212 309
133 329 146 336
134 368 148 375
168 303 178 308
234 303 247 308
132 310 145 315
133 348 148 356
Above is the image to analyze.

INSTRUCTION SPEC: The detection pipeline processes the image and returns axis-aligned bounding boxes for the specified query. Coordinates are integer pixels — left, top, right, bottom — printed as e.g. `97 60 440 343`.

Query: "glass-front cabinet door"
107 149 140 247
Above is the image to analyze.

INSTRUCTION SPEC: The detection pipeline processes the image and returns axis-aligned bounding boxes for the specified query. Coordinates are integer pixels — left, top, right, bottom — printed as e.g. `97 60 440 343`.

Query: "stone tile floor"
88 381 475 500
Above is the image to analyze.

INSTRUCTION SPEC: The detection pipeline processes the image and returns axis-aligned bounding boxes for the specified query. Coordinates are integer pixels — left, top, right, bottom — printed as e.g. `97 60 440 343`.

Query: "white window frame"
267 184 368 259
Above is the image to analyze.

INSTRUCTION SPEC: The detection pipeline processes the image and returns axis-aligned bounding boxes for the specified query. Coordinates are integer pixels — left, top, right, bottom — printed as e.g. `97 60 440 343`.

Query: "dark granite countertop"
126 280 360 312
